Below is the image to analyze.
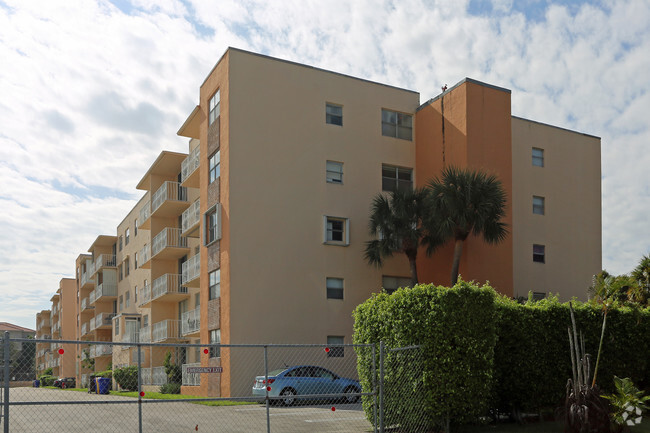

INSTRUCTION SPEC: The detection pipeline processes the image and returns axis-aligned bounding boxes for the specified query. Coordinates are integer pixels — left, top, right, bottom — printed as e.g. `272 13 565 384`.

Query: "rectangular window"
382 165 413 192
382 109 413 140
134 220 138 236
125 228 130 245
326 103 343 126
125 291 130 308
327 336 344 358
533 196 545 215
326 277 344 299
532 292 546 301
195 293 200 308
209 151 220 183
134 252 138 270
143 315 148 327
205 204 222 245
209 90 220 125
533 244 545 263
119 295 123 312
118 264 123 281
382 276 412 295
326 161 343 184
209 270 221 300
134 285 138 302
532 148 544 167
118 236 123 251
324 216 349 245
114 317 119 336
124 258 129 277
209 329 221 358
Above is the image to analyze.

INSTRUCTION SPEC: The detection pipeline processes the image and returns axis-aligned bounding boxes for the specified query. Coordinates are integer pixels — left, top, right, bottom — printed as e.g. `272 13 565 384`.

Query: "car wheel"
280 388 296 406
343 386 359 403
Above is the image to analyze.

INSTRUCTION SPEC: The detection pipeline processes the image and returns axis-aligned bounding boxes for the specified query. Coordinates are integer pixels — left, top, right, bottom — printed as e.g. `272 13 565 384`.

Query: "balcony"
47 358 60 369
181 146 200 187
152 320 182 343
138 282 152 308
52 322 60 336
93 254 116 276
141 368 152 385
181 199 200 237
122 328 140 344
138 243 151 269
151 227 188 260
80 270 94 289
182 363 201 386
81 297 95 313
153 366 168 386
94 312 115 330
181 255 200 288
39 318 51 329
90 344 112 358
90 281 117 304
151 181 189 218
139 199 151 230
138 325 151 343
181 308 200 336
51 304 59 318
152 274 188 303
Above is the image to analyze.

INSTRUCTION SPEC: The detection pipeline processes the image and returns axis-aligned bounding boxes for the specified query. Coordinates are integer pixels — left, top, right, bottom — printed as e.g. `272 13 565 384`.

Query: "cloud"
1 0 649 329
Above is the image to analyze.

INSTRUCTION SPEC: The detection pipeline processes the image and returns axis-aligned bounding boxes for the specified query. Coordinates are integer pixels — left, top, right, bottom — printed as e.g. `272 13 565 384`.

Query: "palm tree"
631 255 650 305
426 166 508 286
364 188 441 287
589 270 636 305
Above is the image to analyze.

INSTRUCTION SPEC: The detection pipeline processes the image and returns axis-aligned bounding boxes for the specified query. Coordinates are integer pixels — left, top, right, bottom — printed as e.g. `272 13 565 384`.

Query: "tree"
631 255 650 304
426 166 508 285
364 188 442 286
589 270 635 305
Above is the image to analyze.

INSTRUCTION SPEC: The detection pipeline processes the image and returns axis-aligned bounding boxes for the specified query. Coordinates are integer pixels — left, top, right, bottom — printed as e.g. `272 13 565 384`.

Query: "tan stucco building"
36 48 601 396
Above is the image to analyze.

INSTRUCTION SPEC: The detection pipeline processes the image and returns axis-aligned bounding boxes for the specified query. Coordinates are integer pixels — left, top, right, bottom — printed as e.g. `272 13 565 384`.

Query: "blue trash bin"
33 379 40 388
96 377 111 395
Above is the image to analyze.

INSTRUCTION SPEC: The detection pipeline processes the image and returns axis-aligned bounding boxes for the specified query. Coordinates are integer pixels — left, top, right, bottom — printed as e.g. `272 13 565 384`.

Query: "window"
326 103 342 126
209 151 220 183
533 196 545 215
114 317 119 336
125 228 130 245
205 204 222 245
209 90 220 125
209 329 221 358
125 291 130 308
134 285 138 302
532 148 544 167
134 220 138 236
143 315 148 327
326 161 343 184
533 244 545 263
124 258 129 277
134 252 138 270
326 277 344 299
381 109 412 140
382 165 413 192
327 336 344 358
118 264 123 281
209 270 221 300
118 236 123 251
382 276 412 295
532 292 546 301
119 295 123 312
324 216 349 245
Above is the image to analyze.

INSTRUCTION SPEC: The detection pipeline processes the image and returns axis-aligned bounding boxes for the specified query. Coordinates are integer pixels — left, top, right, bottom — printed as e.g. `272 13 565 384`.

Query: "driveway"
3 387 373 432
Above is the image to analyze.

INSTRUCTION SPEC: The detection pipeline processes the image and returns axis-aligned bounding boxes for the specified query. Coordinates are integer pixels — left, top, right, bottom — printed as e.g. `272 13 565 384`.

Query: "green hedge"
113 366 138 391
38 374 55 387
353 281 497 430
353 281 650 427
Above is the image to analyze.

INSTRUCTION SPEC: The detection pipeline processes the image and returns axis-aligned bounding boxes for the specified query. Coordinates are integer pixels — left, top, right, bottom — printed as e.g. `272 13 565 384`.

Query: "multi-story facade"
36 48 601 396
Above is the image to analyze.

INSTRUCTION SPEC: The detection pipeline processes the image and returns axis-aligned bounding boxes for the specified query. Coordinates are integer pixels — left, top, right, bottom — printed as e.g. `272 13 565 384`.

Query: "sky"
1 0 649 330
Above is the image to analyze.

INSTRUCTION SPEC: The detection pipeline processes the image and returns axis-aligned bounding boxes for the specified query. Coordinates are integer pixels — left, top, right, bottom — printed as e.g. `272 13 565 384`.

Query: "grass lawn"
41 385 254 407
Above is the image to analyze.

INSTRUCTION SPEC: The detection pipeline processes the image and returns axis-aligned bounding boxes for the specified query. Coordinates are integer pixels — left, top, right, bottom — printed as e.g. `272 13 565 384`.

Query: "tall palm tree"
427 166 508 286
630 255 650 305
364 188 440 287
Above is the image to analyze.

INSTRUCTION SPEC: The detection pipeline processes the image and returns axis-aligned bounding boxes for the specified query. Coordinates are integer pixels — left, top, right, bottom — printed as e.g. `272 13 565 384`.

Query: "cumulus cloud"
1 0 649 329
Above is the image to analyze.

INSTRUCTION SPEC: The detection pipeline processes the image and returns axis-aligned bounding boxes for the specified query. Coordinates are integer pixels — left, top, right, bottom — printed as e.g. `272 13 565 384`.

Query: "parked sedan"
53 377 76 388
252 365 361 406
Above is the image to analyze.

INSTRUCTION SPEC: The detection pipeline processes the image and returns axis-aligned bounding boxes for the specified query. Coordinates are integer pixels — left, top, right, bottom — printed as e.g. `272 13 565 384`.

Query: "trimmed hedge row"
353 281 650 427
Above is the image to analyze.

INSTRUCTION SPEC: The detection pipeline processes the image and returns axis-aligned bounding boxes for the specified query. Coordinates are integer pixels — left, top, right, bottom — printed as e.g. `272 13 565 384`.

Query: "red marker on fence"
139 391 145 397
324 347 330 353
331 407 336 411
204 349 209 354
58 348 64 354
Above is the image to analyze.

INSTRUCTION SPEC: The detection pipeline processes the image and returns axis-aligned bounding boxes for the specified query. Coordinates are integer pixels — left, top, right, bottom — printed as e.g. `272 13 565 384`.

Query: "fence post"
264 345 270 433
372 344 377 433
379 341 384 433
3 331 10 433
137 337 143 433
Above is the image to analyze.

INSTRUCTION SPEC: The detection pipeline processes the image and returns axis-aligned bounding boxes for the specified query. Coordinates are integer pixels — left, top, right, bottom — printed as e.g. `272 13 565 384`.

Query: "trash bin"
33 379 40 388
96 377 111 395
88 375 96 393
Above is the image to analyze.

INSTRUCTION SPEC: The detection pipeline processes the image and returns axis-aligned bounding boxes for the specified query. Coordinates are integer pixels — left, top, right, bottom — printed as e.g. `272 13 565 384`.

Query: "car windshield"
267 368 287 377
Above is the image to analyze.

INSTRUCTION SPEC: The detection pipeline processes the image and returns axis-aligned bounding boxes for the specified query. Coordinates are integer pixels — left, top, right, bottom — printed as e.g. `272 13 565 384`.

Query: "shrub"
39 374 55 387
113 366 138 391
160 383 181 394
96 370 112 379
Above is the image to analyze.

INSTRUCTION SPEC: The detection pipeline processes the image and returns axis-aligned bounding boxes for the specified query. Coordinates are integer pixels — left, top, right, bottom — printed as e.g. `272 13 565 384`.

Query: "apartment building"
36 48 601 396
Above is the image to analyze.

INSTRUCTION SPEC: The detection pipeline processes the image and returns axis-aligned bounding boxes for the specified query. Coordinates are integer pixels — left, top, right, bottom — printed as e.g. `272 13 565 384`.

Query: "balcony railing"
152 366 168 386
138 282 152 307
152 227 187 258
94 312 115 329
182 363 201 386
38 363 45 371
92 282 117 303
80 270 94 287
89 318 96 332
94 254 117 272
152 181 188 215
122 328 140 344
152 320 181 343
39 318 50 329
81 297 94 312
181 146 200 184
139 243 151 267
90 344 112 358
139 200 151 228
51 305 59 316
141 368 152 386
52 322 60 334
181 255 200 287
181 199 200 236
138 325 151 343
152 274 187 302
89 289 97 305
181 308 200 336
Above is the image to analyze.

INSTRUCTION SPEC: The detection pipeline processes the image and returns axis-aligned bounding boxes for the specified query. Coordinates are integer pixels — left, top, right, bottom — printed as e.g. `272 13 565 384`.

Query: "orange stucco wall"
415 80 514 296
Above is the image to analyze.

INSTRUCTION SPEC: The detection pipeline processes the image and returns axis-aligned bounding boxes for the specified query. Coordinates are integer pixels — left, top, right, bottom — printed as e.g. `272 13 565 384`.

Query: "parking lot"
3 387 372 432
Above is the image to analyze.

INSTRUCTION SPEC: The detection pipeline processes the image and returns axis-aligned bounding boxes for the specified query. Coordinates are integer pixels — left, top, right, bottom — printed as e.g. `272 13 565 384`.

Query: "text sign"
186 367 223 374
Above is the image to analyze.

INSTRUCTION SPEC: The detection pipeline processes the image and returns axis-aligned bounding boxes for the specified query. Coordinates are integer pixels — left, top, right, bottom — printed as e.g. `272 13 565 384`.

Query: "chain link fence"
2 332 427 432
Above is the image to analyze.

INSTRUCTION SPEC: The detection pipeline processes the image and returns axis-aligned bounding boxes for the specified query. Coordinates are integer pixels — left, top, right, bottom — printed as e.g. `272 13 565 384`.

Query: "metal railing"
182 362 201 386
138 325 151 343
152 181 187 214
152 320 181 343
181 146 200 183
181 254 200 286
93 281 117 302
181 199 200 234
141 367 152 385
152 366 168 386
94 312 115 329
152 227 187 257
138 282 151 307
152 274 186 301
81 322 88 335
95 254 117 271
181 308 200 336
139 243 150 265
139 199 151 227
90 344 112 358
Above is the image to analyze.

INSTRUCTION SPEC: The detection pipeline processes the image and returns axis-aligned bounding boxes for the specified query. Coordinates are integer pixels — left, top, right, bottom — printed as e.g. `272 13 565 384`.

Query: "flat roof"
417 77 511 112
512 115 601 140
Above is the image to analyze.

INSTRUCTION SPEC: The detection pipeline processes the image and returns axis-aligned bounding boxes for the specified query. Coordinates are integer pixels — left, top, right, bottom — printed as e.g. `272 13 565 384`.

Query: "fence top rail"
388 344 422 352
